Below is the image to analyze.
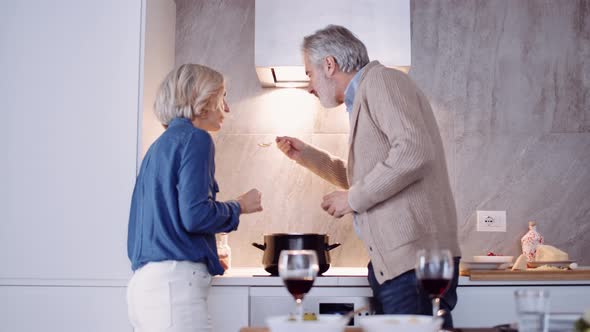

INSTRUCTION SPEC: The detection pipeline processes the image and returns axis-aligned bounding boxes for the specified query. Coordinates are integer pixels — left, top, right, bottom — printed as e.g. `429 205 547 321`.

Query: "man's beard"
316 71 340 108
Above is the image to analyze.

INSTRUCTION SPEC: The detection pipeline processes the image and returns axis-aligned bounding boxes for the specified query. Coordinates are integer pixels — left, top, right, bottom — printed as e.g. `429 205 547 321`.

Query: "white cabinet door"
454 286 590 327
209 286 249 332
0 286 132 332
0 0 142 281
0 1 143 331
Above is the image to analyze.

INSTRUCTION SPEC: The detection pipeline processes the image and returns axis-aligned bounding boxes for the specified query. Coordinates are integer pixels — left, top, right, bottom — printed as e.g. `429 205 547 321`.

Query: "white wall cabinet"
0 0 144 331
0 0 142 281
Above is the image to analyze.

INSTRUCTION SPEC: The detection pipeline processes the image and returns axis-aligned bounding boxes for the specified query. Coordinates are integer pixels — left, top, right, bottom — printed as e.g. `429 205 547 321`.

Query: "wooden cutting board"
467 269 590 281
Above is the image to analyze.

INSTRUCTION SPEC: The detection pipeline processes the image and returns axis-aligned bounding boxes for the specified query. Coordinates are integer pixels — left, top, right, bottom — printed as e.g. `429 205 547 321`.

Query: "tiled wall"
167 0 590 267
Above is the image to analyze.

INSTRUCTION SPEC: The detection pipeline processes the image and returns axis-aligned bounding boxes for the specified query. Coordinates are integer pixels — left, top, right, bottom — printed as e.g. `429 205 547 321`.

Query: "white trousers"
127 261 212 332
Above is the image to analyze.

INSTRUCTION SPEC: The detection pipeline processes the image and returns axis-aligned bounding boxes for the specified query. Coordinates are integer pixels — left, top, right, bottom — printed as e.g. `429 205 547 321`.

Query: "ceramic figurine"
520 221 544 262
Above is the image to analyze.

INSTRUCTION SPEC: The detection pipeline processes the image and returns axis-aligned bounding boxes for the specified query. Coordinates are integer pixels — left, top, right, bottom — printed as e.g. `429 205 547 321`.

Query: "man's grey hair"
302 25 369 73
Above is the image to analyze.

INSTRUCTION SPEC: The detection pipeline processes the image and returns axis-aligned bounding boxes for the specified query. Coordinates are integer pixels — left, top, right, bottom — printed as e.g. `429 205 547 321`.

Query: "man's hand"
321 190 353 218
275 136 307 163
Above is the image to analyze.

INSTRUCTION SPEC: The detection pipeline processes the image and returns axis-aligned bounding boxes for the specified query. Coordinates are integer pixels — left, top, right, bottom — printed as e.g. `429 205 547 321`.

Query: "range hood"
255 0 411 88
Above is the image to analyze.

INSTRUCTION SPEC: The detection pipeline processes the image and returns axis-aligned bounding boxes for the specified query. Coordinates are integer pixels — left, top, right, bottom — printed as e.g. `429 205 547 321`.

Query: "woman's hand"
237 189 263 214
219 255 230 270
275 136 307 163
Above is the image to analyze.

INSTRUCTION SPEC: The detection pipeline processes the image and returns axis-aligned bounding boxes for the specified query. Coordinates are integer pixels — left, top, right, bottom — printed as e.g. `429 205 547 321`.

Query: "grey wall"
171 0 589 267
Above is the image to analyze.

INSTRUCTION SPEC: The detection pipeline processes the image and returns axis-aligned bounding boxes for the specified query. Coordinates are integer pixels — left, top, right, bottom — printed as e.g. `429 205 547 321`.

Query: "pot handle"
251 242 266 251
326 242 341 251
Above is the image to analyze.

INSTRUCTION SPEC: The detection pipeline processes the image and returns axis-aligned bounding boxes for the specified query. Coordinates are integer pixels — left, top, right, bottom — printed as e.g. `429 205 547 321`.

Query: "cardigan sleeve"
297 144 349 189
348 69 435 213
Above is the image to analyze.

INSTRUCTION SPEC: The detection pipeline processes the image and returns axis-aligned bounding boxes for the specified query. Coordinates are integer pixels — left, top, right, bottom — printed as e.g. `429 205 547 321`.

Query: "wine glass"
278 250 319 321
415 249 454 320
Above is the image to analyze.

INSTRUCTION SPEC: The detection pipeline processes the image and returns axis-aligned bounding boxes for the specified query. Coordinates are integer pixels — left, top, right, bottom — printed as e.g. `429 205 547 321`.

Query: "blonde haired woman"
127 64 262 332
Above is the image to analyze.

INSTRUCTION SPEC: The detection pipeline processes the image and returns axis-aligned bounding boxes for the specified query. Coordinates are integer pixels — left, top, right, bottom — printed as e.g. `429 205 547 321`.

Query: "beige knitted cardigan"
299 61 461 284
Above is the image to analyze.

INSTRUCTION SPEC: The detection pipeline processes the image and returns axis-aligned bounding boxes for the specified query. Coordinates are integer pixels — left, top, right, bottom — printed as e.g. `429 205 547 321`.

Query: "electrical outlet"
476 210 507 232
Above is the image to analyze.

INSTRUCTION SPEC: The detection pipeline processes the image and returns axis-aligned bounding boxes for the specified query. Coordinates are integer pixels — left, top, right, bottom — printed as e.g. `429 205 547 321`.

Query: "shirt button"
380 271 384 276
369 246 373 251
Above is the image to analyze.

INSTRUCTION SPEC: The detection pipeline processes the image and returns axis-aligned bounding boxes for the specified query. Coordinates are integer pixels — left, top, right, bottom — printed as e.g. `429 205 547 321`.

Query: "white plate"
473 255 514 263
359 315 442 332
461 261 507 270
266 314 347 332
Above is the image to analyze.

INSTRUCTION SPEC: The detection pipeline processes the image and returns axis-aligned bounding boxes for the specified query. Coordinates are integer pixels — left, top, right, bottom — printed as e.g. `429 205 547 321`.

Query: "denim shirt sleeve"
177 130 241 234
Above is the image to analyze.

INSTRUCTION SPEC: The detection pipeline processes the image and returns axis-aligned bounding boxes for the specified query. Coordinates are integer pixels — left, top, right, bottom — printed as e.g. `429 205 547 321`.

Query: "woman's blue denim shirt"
127 118 240 275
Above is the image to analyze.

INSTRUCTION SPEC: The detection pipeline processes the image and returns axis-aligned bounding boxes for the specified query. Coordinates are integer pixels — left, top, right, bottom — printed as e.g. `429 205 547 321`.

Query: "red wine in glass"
278 250 319 321
416 249 454 319
419 277 451 298
283 277 315 300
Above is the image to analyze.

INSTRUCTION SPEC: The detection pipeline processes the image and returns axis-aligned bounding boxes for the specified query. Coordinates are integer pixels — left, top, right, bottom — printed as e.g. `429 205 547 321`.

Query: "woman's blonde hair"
154 64 225 125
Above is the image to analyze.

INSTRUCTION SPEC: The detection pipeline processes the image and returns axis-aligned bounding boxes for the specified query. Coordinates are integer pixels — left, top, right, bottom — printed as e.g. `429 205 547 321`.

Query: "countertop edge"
2 267 589 287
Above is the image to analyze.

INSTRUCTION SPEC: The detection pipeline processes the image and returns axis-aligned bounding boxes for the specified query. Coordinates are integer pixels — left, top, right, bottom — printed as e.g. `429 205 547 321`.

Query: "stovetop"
223 267 369 278
212 267 371 287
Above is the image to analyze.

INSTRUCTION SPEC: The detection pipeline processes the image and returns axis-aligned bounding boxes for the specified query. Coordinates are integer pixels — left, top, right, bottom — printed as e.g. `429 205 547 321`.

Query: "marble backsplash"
157 0 590 267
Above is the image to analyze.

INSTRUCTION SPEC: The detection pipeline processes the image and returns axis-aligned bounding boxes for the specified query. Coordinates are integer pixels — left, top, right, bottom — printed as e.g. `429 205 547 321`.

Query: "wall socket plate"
476 210 507 232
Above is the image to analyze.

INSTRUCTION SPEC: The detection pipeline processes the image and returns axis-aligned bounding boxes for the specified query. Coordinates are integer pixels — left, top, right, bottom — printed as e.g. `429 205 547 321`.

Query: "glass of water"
514 289 550 332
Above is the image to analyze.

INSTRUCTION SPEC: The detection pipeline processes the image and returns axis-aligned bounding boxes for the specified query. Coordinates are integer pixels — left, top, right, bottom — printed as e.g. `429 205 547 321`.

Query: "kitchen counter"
4 267 588 287
213 267 590 287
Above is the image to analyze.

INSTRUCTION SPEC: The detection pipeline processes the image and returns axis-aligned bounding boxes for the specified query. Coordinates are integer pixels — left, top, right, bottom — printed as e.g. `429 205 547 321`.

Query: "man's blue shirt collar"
344 66 365 114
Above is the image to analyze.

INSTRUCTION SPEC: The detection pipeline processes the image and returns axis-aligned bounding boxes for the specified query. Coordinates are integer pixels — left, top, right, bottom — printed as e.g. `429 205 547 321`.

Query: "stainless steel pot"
252 233 341 276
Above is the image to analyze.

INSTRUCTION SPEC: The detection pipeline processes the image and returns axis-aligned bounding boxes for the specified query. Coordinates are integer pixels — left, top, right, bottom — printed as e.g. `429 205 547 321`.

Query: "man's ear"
323 56 337 77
